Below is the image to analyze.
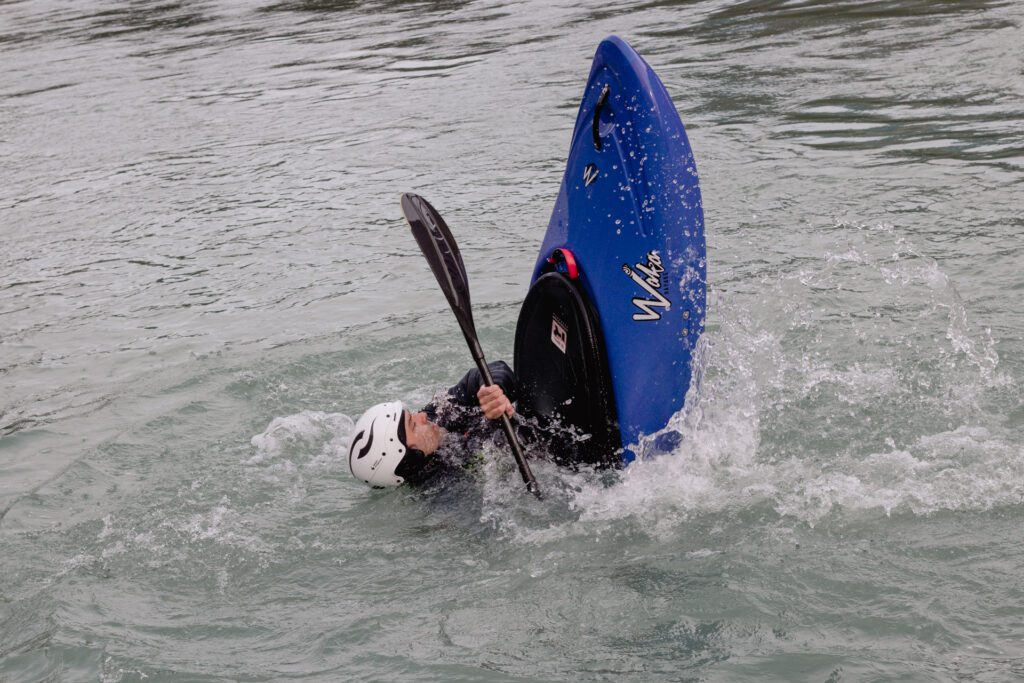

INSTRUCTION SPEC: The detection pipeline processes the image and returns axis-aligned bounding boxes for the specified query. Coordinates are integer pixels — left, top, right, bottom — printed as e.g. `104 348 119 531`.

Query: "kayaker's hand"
477 385 514 420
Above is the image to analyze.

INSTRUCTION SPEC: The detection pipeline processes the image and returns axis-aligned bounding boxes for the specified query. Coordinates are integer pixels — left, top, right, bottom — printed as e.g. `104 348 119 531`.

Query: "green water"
2 1 1022 680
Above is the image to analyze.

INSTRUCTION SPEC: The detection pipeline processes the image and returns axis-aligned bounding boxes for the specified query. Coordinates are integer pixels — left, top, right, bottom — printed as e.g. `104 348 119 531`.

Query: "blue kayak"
514 36 706 465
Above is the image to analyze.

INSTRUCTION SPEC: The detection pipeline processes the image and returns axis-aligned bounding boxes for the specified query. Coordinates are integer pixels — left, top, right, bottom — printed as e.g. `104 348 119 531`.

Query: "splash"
546 220 1020 529
247 411 354 468
244 222 1016 536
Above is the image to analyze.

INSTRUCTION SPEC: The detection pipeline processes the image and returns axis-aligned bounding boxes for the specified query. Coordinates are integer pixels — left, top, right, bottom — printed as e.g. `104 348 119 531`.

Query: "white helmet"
348 401 408 487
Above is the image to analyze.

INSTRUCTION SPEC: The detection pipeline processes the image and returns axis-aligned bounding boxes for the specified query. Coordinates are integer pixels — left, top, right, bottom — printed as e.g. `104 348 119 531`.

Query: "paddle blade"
401 193 475 332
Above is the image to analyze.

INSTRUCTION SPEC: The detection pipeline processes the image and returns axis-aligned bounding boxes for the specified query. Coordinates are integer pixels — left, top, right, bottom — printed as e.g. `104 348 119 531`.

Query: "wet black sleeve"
420 361 518 432
447 361 518 407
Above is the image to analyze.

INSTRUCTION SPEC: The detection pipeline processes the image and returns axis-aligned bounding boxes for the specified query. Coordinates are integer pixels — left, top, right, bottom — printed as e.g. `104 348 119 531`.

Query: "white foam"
182 496 272 553
247 411 354 467
771 426 1024 521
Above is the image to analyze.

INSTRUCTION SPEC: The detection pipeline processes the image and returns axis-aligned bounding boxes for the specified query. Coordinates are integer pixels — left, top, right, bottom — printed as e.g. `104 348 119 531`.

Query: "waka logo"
622 250 671 321
583 163 599 187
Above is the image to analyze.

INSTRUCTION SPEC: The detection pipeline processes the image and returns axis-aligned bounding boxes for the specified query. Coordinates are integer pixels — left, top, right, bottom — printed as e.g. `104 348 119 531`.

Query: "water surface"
2 0 1022 680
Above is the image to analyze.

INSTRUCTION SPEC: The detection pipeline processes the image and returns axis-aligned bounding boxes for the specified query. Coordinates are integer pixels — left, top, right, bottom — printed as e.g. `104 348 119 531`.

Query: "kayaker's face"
404 410 444 456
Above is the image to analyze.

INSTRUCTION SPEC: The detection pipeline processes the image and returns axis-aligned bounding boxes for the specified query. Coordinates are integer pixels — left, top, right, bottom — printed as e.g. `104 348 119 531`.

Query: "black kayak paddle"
400 193 540 498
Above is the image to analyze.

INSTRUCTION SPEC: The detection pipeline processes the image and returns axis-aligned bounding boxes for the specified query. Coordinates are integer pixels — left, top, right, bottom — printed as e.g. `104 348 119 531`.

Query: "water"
2 1 1022 680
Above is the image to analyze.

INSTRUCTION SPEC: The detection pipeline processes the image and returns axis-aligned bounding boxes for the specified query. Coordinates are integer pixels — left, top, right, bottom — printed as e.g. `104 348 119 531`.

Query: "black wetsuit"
404 361 520 484
423 361 518 434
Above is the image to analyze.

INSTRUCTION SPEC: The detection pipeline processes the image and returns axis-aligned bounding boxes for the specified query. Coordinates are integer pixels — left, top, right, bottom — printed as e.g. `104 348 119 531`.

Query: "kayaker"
346 361 518 488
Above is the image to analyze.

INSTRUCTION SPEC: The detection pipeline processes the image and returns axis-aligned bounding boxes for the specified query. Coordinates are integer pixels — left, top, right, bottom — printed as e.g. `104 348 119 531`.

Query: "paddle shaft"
463 332 539 497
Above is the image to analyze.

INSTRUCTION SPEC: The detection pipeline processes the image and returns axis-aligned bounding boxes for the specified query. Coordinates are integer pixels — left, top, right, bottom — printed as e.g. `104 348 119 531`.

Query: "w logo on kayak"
583 163 599 187
622 251 671 321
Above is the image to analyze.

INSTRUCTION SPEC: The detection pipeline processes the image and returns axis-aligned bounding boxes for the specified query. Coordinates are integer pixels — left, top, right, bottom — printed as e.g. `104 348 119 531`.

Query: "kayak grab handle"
592 84 610 151
547 248 579 280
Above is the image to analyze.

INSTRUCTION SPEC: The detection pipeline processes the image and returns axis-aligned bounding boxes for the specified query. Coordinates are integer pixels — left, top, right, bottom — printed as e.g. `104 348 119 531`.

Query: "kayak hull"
525 36 706 463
